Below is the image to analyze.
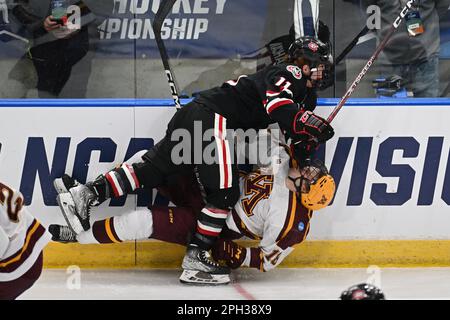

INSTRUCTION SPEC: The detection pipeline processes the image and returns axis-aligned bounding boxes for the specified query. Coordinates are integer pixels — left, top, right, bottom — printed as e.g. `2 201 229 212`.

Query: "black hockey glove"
291 139 319 167
294 111 334 143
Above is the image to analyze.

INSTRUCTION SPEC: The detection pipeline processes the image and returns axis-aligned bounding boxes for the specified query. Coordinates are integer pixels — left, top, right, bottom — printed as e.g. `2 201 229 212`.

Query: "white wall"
1 102 450 240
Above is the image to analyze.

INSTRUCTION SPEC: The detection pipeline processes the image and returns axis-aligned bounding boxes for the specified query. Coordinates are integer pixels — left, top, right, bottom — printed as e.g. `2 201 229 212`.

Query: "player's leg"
50 206 197 245
188 166 240 251
50 207 153 244
180 110 240 284
55 133 181 234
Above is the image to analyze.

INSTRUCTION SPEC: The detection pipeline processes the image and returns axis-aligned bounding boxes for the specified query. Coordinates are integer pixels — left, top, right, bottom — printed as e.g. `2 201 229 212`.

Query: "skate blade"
53 178 68 194
179 270 230 286
56 193 84 235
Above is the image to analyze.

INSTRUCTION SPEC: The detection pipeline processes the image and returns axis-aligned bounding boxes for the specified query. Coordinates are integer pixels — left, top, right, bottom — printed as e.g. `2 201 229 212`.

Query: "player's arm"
211 238 301 272
264 67 334 144
248 243 294 272
211 226 310 272
247 226 311 272
210 238 270 271
243 205 313 272
0 226 9 258
12 0 47 36
302 87 317 112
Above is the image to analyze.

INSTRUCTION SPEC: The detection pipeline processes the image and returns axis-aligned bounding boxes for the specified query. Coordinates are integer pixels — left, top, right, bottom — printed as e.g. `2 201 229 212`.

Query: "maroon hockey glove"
294 111 334 143
211 239 247 269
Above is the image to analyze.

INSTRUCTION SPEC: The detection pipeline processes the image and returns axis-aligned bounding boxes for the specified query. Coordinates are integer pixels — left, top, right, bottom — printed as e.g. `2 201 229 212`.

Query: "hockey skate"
56 183 98 234
179 245 231 285
53 174 79 194
48 225 77 243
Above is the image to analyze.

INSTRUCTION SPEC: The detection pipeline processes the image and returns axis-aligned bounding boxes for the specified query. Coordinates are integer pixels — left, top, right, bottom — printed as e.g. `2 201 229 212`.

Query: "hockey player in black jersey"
54 36 334 285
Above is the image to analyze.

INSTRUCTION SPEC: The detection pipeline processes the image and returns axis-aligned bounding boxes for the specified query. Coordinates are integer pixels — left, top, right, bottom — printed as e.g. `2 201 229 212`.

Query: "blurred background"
0 0 449 99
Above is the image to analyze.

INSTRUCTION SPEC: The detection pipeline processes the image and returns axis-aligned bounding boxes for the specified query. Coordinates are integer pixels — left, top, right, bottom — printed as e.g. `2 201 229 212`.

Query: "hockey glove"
211 239 247 269
294 111 334 143
291 139 319 167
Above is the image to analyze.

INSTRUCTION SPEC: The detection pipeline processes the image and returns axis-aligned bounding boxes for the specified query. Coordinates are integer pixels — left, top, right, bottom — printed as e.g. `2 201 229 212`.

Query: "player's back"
193 63 306 130
0 182 50 281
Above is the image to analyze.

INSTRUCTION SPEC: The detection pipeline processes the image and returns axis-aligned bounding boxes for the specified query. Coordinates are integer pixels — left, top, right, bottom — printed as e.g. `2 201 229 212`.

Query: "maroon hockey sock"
91 217 122 244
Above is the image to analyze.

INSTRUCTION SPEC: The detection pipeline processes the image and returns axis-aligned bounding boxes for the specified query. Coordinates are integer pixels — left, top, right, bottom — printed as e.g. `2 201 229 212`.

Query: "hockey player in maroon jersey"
54 36 334 284
0 143 52 299
50 143 335 279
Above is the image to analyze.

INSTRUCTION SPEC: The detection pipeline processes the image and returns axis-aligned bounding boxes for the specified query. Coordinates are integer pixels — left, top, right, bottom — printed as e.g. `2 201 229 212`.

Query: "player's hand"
211 239 247 269
44 16 62 32
291 139 319 166
294 111 334 143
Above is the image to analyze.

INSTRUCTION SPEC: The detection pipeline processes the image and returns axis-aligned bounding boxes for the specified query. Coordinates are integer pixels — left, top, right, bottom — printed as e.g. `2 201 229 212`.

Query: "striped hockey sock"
191 207 230 250
103 163 141 198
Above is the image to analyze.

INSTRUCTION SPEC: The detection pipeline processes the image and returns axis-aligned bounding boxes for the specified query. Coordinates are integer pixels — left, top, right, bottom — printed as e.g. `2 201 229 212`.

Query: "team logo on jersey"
298 221 305 232
286 65 302 80
308 42 319 52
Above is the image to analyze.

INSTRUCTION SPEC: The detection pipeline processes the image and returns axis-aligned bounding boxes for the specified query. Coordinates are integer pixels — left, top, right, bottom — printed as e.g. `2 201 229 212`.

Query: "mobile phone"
50 17 64 26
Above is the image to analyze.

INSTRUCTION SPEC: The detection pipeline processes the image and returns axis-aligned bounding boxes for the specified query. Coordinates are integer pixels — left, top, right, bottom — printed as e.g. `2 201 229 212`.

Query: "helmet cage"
290 159 329 197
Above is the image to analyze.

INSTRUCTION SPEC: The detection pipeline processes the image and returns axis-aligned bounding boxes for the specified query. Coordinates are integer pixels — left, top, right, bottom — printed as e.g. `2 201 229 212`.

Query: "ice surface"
17 268 450 300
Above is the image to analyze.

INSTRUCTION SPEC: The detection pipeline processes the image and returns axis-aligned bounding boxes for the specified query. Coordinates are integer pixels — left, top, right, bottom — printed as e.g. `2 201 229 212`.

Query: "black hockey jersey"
194 63 317 140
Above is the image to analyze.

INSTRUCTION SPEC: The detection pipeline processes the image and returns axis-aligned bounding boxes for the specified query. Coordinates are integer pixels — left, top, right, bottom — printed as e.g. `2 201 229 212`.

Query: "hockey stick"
335 26 370 66
326 0 417 123
152 0 181 109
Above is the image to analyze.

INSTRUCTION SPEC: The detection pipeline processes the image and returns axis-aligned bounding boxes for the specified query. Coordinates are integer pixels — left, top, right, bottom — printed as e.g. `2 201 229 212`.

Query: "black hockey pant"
105 101 240 250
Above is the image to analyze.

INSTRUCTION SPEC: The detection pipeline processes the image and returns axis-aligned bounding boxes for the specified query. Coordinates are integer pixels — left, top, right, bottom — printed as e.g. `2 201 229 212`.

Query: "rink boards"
1 98 450 268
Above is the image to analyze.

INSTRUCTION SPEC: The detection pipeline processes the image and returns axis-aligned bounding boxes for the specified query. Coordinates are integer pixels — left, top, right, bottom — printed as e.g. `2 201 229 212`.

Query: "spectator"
12 0 95 98
363 0 450 97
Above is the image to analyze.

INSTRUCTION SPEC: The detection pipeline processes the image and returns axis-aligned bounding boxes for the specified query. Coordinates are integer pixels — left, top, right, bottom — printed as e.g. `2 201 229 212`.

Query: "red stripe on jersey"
221 139 229 188
218 116 229 188
266 98 294 114
216 115 232 189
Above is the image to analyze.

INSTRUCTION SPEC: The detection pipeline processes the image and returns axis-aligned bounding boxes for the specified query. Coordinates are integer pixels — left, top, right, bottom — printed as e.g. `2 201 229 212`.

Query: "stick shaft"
153 0 181 109
335 26 370 66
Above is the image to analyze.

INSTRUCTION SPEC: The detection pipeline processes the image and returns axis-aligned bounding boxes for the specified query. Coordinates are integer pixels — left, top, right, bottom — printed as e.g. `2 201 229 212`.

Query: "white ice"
17 268 450 300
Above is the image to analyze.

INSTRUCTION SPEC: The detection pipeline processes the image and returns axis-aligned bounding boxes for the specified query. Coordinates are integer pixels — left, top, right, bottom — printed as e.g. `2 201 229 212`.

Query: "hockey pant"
99 102 240 249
